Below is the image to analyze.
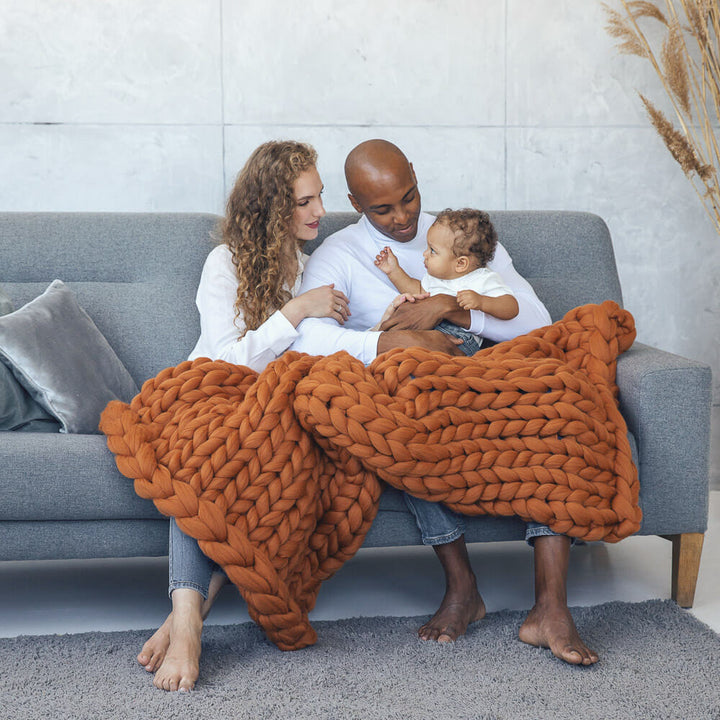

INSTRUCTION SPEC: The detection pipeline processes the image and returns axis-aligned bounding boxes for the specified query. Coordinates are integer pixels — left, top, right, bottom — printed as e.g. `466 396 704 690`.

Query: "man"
291 139 598 665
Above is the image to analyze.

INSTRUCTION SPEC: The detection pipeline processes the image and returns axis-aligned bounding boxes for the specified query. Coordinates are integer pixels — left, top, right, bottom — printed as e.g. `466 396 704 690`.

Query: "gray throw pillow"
0 361 61 432
0 279 139 434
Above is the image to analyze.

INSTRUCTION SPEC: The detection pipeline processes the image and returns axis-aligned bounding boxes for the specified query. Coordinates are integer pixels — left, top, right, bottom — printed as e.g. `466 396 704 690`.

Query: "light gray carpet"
2 599 719 720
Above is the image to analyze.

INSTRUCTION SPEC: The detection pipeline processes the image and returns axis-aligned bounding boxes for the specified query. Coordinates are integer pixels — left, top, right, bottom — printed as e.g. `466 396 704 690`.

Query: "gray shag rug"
2 599 719 720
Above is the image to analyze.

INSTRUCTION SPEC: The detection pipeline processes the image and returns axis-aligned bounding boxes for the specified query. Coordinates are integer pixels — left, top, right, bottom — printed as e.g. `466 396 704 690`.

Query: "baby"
374 208 518 354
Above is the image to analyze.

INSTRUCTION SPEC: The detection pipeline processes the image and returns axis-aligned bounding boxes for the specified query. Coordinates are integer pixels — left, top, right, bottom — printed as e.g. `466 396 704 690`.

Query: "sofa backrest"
0 213 218 385
310 210 624 322
0 210 623 386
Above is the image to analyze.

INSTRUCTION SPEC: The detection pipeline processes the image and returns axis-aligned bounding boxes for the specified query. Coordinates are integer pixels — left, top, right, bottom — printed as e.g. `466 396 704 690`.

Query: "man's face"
348 162 422 243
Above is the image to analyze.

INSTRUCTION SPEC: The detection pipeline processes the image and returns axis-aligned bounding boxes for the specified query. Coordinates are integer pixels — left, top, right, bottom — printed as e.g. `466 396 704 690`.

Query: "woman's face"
291 166 326 242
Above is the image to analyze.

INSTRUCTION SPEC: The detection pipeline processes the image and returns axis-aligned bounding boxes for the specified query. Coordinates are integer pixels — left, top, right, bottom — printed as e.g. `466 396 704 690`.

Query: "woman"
136 141 350 692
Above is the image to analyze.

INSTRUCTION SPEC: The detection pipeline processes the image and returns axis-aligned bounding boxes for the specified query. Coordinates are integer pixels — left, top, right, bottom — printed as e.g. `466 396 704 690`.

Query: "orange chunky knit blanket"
100 301 640 651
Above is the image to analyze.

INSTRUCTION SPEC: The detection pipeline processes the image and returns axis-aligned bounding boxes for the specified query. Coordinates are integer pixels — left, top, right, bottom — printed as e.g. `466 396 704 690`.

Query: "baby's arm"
456 290 519 320
375 246 423 295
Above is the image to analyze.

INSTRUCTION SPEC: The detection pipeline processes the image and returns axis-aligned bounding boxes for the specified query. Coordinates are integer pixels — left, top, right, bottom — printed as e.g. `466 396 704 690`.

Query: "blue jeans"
168 518 224 598
435 320 483 356
403 494 564 546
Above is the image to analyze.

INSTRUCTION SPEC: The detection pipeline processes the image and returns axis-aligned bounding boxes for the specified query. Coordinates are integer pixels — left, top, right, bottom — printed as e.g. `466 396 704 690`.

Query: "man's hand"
377 329 464 356
379 294 467 331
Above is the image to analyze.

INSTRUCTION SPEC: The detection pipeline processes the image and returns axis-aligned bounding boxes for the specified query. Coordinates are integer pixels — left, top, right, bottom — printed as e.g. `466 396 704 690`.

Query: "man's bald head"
344 139 411 195
344 140 422 243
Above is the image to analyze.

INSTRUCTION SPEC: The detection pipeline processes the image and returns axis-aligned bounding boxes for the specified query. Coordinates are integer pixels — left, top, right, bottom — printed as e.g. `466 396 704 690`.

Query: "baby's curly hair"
221 140 318 336
434 208 497 268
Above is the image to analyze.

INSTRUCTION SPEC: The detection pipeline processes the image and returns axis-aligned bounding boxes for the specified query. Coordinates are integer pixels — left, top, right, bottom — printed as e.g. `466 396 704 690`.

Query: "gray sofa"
0 211 711 607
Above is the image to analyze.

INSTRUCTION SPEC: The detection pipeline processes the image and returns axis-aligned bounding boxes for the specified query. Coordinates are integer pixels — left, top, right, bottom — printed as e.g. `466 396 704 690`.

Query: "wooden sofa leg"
662 533 705 608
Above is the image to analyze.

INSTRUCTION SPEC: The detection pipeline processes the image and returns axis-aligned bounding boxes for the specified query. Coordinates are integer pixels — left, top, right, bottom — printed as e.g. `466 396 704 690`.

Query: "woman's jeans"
168 518 223 599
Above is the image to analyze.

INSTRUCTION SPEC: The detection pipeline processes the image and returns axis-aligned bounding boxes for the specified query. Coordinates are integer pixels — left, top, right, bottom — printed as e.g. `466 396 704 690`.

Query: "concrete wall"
1 0 718 483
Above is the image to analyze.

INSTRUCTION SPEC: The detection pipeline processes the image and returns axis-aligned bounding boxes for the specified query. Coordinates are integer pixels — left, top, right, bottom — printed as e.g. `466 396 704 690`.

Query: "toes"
419 627 441 642
178 678 195 692
558 646 584 665
437 625 460 643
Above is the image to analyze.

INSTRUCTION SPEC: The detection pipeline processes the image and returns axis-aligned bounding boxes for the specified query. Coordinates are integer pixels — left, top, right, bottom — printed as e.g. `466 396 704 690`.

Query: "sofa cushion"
0 280 138 433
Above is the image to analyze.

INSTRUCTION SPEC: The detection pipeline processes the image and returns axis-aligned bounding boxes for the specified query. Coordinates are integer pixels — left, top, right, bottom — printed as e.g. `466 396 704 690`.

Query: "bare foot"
153 606 203 692
519 602 598 665
419 588 486 642
137 613 172 672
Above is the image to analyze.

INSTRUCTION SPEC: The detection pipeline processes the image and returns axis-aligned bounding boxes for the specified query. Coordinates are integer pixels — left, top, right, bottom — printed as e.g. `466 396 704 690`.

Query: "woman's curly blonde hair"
221 140 318 336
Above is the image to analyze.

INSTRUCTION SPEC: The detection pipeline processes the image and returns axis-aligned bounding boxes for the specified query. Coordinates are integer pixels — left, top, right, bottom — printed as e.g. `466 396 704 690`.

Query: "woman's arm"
192 247 350 371
190 247 299 371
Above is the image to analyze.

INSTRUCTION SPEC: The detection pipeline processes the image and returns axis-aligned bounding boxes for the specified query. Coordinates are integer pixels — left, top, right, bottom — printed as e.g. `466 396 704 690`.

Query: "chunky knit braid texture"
100 301 640 650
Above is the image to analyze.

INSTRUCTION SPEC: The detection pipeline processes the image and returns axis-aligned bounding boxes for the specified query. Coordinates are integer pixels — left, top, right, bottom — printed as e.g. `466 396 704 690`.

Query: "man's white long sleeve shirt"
291 212 551 365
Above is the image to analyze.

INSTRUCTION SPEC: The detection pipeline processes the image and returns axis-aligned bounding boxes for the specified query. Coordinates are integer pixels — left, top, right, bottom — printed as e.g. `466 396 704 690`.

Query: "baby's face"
423 223 463 279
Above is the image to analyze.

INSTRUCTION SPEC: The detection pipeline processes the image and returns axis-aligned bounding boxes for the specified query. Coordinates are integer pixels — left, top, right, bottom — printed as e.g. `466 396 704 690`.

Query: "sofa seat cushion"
0 433 161 521
0 427 639 532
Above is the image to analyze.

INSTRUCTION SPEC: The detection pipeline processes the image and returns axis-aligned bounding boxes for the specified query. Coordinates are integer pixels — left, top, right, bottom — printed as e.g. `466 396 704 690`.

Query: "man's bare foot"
137 613 172 672
419 536 486 642
519 602 598 665
153 599 203 692
419 588 486 642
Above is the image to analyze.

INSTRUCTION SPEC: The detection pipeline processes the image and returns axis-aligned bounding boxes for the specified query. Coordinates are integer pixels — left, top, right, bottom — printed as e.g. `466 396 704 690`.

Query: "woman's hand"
281 284 350 327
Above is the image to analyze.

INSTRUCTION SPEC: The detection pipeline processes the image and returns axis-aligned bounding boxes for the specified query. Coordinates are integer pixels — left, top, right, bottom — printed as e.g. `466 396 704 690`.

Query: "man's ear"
348 193 364 214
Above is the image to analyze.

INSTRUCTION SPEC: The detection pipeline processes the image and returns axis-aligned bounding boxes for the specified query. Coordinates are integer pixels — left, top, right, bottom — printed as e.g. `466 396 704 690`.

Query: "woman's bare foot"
137 613 172 672
519 602 598 665
153 599 203 692
419 588 486 642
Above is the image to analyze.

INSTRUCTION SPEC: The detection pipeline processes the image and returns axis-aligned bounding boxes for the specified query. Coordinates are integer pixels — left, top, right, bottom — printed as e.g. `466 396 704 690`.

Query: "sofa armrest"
616 342 712 535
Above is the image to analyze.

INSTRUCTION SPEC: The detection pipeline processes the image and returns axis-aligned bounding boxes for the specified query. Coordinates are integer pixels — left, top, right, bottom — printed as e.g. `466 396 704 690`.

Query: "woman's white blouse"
188 244 306 372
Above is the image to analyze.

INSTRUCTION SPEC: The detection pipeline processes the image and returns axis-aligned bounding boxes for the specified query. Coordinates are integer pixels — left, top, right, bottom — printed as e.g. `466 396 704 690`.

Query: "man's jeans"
403 493 564 546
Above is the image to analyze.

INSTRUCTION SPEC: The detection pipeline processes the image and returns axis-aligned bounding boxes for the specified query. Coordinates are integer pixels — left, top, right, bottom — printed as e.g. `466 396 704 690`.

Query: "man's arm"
475 243 551 341
379 294 465 331
377 329 463 355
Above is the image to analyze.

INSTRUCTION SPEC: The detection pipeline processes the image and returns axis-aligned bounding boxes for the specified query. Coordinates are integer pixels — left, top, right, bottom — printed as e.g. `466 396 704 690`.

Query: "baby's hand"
372 293 416 330
456 290 484 310
374 246 399 274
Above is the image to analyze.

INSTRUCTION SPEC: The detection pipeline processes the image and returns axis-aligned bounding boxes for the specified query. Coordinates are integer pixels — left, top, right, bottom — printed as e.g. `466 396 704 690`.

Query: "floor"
1 492 718 640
